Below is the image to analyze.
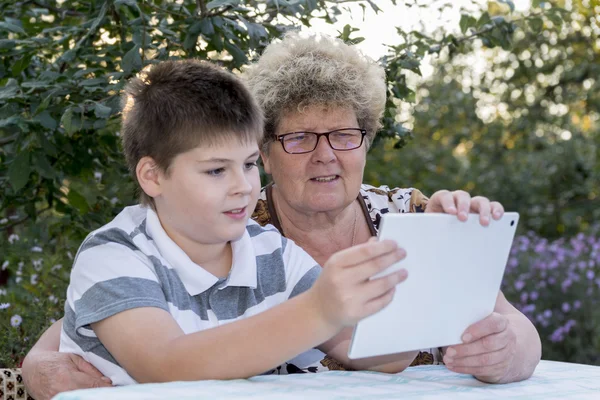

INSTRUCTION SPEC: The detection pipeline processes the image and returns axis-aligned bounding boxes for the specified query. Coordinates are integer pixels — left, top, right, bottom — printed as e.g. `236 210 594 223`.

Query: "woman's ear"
136 157 162 198
260 150 272 175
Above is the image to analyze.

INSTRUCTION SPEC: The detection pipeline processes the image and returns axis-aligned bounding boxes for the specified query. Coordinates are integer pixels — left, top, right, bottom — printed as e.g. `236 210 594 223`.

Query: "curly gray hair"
243 31 387 153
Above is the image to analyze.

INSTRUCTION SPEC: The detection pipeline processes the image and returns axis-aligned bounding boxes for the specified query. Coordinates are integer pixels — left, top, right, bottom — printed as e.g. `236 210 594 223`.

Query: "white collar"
145 208 257 296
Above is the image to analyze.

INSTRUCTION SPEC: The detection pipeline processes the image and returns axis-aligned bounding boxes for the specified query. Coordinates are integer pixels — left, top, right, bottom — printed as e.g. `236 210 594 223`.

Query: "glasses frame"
276 128 367 154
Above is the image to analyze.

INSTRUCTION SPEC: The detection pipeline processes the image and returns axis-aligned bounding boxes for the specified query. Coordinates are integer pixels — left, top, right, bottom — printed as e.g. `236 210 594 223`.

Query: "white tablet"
348 212 519 359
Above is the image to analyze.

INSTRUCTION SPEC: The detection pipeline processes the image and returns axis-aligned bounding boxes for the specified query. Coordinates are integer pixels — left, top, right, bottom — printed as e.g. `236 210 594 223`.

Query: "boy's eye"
206 168 225 176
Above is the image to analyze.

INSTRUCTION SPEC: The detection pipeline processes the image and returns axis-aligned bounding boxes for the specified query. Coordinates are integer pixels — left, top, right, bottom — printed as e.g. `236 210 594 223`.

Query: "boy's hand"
311 238 408 328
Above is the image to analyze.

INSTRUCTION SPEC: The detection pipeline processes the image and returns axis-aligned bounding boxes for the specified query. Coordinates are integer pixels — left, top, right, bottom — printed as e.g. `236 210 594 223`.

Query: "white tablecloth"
53 360 600 399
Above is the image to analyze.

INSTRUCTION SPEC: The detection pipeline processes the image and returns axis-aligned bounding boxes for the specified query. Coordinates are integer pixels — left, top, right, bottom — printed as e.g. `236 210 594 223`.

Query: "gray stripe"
207 248 288 320
131 218 151 241
78 228 138 256
247 223 278 238
147 255 210 320
63 302 119 366
74 277 169 329
289 265 320 298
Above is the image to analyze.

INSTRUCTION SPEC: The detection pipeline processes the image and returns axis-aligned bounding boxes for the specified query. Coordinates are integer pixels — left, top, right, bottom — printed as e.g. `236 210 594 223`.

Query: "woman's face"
261 105 367 215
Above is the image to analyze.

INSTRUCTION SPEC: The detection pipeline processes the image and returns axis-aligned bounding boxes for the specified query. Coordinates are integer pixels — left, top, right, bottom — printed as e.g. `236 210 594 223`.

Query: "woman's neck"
271 186 369 266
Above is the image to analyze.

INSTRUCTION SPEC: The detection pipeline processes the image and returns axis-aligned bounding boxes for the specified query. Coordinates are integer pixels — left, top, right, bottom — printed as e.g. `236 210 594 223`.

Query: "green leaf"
12 54 33 77
528 17 544 32
0 21 25 34
206 0 240 10
61 108 74 135
0 78 19 100
477 12 492 28
67 189 89 213
459 14 477 34
8 151 30 192
122 45 142 75
223 41 247 65
94 103 112 119
546 11 563 28
0 116 19 128
33 153 55 179
79 78 106 87
34 111 57 130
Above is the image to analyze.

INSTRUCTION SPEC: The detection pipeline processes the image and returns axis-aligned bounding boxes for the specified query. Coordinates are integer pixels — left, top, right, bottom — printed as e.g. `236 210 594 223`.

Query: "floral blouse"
252 183 443 374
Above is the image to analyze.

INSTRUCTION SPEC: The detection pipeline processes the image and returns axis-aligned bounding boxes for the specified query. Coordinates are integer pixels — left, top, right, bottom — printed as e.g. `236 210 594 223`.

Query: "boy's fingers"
351 247 406 282
363 269 407 300
335 239 400 269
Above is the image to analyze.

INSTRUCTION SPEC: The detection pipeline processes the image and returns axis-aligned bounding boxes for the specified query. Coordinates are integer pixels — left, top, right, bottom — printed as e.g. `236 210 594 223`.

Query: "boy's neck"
157 217 233 278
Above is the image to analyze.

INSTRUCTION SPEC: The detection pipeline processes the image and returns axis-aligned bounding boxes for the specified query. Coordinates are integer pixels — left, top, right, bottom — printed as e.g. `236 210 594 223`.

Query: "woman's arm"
22 319 112 400
319 327 418 373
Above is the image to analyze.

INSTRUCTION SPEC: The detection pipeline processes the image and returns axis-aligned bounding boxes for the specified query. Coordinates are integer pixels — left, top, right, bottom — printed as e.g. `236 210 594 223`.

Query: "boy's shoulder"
78 205 150 255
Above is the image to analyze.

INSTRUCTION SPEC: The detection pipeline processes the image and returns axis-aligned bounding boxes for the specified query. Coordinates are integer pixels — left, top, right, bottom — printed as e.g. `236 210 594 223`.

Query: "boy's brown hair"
121 59 264 206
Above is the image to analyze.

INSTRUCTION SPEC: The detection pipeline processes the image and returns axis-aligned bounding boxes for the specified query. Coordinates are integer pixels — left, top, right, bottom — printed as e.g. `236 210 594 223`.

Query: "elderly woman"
21 33 541 399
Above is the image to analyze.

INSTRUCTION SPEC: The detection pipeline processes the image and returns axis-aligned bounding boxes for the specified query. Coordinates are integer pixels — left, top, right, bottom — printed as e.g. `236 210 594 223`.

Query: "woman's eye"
206 168 225 176
245 162 258 170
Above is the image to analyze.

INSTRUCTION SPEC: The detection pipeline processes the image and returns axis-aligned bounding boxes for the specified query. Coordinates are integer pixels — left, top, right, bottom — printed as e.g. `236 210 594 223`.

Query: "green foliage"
367 0 597 239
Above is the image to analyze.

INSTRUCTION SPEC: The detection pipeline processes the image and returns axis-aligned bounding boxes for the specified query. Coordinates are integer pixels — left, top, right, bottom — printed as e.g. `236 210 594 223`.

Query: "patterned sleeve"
408 188 429 213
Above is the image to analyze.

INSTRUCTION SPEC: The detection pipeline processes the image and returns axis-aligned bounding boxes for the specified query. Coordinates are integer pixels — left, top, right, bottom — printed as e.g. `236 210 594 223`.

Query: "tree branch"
197 0 207 17
0 206 51 232
30 0 86 17
0 134 19 147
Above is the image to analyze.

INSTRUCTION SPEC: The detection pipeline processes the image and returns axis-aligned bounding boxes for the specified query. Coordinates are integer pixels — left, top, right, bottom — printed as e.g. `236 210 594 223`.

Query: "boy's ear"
259 150 271 175
136 157 162 198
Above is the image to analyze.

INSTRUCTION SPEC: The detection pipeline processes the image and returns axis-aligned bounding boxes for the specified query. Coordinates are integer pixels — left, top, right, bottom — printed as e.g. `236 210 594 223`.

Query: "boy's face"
152 139 261 248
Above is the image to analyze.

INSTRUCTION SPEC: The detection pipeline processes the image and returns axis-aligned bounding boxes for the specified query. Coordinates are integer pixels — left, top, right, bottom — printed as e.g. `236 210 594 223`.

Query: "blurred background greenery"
0 0 598 368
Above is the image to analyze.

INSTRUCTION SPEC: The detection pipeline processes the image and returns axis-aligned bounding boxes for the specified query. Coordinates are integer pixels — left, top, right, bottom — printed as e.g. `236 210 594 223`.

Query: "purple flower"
587 270 595 280
520 292 529 303
522 304 536 314
530 291 539 300
550 327 564 343
574 300 582 309
515 280 525 291
562 302 571 313
543 309 552 318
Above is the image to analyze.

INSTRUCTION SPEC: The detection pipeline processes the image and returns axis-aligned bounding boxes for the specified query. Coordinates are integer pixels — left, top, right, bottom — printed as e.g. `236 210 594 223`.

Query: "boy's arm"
93 239 407 382
92 290 339 382
22 319 111 400
318 328 418 373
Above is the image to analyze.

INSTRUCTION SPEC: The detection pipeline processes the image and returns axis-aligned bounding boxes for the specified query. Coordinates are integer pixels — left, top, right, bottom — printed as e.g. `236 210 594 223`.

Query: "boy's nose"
232 171 253 195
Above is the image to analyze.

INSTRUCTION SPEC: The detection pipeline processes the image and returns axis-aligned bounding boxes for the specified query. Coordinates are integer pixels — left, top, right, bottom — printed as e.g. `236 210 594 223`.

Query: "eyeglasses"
276 128 367 154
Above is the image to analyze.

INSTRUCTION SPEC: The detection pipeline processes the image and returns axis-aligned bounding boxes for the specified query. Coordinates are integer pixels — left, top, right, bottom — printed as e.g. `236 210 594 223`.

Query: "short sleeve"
67 229 169 333
407 188 429 213
281 237 321 299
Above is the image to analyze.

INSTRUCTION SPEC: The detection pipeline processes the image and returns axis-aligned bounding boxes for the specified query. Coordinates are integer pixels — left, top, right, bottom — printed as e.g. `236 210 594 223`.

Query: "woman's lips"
310 175 339 182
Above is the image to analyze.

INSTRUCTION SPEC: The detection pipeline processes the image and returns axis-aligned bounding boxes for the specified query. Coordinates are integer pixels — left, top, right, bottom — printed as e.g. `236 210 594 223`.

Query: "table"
53 360 600 399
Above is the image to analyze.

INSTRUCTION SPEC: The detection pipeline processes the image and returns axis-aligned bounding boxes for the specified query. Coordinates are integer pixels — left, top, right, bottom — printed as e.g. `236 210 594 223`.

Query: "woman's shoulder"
360 184 429 213
253 188 272 227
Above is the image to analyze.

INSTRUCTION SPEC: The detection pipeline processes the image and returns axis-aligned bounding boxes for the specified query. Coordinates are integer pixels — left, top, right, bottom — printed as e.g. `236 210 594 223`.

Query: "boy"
59 59 416 385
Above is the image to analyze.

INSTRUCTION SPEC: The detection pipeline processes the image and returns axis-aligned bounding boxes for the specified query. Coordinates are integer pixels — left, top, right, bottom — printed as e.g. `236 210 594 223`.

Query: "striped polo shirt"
59 205 321 385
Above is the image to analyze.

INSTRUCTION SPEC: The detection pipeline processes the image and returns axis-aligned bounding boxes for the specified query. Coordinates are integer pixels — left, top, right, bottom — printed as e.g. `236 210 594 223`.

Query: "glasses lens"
329 129 363 150
282 132 317 154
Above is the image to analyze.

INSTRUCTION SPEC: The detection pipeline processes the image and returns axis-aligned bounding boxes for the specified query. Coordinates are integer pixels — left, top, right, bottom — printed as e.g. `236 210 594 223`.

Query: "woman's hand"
22 351 112 400
426 190 504 226
442 312 517 383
